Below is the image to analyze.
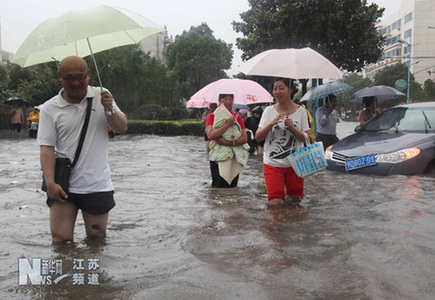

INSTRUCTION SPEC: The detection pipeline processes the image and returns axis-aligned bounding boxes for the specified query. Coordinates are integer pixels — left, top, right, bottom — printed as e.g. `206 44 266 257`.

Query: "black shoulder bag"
42 98 92 193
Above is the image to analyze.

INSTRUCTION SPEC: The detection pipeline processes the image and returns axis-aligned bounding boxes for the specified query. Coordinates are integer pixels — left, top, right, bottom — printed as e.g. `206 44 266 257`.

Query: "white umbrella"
11 5 165 87
237 47 343 80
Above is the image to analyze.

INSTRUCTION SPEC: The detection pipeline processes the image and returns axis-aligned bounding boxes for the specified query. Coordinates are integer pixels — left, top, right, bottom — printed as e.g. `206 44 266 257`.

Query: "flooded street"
1 121 434 299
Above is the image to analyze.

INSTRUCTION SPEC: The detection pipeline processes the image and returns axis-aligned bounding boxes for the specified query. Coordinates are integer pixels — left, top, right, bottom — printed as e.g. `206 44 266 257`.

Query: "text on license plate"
345 154 376 171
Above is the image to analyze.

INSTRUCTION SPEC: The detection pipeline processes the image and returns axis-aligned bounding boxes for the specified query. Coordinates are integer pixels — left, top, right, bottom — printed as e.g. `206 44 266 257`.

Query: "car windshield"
363 106 435 132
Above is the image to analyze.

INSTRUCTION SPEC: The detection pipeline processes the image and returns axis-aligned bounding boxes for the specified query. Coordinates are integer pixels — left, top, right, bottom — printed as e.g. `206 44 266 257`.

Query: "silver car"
325 102 435 176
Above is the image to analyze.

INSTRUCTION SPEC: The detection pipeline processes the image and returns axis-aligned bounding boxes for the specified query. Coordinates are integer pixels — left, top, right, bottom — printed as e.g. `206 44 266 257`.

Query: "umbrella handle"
87 38 104 93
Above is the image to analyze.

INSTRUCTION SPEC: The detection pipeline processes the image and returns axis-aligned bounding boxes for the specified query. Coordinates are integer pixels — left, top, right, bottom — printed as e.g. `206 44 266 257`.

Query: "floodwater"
1 121 434 299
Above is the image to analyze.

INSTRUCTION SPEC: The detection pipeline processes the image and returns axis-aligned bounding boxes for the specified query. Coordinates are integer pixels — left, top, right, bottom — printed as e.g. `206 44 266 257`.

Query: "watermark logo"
18 258 100 286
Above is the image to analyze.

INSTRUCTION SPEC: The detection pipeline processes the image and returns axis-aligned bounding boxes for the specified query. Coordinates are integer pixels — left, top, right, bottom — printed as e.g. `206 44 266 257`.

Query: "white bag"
289 133 327 178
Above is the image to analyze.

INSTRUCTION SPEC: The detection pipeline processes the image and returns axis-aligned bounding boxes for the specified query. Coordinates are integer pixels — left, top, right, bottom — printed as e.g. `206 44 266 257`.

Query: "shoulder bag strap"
71 97 92 168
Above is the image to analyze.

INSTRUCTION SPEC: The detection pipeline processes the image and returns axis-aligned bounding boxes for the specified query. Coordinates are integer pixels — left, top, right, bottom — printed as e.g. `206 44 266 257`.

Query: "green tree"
166 23 233 99
90 45 182 118
6 62 60 106
0 64 7 86
7 64 32 91
373 63 407 87
233 0 385 72
0 64 10 129
423 79 435 102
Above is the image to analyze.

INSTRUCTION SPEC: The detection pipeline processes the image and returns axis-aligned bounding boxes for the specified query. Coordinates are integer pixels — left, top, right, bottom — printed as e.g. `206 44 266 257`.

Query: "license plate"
345 154 376 171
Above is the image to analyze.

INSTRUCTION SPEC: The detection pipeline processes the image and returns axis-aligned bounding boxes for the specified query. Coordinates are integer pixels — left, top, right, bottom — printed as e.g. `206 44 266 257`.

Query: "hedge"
126 120 204 136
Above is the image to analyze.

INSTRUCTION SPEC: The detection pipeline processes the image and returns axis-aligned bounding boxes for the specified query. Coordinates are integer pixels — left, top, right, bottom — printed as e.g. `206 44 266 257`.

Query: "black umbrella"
349 85 405 103
4 97 30 107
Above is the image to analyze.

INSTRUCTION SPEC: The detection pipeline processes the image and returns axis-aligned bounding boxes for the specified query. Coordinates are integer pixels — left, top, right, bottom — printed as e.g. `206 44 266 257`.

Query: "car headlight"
376 148 421 163
325 145 333 160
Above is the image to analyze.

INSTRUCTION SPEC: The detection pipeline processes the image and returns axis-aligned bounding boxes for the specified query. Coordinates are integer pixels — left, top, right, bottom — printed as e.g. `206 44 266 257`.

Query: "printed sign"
395 79 407 91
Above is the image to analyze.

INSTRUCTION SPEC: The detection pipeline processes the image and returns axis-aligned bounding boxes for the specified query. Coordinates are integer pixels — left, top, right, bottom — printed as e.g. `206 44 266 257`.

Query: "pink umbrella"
186 78 274 108
185 98 210 108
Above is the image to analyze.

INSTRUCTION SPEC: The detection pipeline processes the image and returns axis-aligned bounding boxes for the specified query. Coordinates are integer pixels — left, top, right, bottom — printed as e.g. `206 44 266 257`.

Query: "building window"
384 48 402 59
391 34 401 44
405 12 413 23
404 29 412 39
392 19 402 30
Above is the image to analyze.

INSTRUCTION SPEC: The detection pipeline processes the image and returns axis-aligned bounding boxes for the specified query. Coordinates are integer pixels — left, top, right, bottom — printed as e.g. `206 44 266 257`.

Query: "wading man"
37 56 127 243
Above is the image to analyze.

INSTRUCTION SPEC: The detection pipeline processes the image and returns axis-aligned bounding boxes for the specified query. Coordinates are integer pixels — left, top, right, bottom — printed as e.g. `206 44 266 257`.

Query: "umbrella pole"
87 38 103 91
288 95 291 116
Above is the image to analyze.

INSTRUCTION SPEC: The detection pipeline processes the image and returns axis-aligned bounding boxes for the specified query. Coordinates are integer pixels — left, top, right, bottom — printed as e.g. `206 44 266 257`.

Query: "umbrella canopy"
11 5 165 68
186 98 210 109
187 78 274 108
349 85 406 103
237 47 343 80
4 97 30 107
300 81 352 102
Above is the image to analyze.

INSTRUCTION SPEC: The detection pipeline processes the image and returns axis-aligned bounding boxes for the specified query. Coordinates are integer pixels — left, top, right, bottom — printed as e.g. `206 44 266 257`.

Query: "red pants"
263 163 304 200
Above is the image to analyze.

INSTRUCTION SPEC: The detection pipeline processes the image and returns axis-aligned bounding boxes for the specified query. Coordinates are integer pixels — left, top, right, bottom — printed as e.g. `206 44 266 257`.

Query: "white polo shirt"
37 86 124 194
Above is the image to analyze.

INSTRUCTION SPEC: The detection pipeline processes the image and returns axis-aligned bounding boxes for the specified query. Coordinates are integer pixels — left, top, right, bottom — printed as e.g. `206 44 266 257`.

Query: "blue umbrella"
349 85 406 103
300 81 352 102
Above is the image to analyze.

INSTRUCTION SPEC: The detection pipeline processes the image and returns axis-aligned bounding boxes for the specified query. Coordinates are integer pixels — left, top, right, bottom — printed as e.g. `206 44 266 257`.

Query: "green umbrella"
11 5 165 87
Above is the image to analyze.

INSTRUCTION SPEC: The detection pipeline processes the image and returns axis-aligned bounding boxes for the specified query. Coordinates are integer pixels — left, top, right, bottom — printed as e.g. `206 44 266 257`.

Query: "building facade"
138 27 172 65
363 0 435 84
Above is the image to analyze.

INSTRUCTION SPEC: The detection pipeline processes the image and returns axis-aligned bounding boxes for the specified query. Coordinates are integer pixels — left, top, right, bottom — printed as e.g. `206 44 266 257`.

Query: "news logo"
18 258 100 286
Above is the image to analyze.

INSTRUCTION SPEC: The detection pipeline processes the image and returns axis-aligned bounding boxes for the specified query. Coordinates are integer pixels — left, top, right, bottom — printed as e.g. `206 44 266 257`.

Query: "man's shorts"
10 123 22 132
46 191 115 215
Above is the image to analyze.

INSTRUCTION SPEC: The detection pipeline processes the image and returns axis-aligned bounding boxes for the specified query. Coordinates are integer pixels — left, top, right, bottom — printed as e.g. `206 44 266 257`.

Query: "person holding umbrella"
358 96 381 126
315 94 339 149
9 103 25 141
206 94 248 188
38 56 127 243
255 79 310 206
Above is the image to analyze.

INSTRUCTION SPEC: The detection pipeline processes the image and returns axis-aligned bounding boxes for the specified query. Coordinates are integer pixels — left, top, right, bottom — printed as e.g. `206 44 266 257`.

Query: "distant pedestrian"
244 106 264 156
201 103 218 152
358 96 381 126
315 94 339 149
9 103 24 140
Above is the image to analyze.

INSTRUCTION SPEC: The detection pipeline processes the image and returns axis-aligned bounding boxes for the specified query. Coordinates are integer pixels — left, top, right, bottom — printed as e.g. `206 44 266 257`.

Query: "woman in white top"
255 79 310 206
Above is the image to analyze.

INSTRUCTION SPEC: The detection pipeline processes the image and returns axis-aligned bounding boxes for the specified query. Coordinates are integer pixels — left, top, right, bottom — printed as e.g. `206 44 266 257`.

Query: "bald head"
58 56 89 75
58 56 91 103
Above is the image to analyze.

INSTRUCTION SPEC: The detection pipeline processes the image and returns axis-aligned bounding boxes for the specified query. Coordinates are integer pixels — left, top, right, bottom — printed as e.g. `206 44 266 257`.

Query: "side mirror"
354 125 362 132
